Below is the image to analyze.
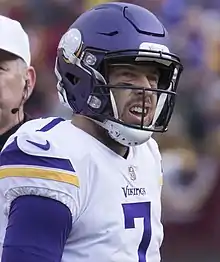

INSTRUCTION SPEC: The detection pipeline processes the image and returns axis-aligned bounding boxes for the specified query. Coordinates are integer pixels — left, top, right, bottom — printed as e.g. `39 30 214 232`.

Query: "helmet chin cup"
97 119 153 146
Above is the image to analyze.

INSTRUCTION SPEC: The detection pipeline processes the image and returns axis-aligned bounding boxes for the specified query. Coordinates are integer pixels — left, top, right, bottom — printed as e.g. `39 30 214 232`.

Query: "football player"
0 2 183 262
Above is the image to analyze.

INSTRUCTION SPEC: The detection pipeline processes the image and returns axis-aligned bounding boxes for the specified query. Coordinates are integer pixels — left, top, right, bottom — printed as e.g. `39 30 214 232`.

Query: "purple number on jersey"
122 202 151 262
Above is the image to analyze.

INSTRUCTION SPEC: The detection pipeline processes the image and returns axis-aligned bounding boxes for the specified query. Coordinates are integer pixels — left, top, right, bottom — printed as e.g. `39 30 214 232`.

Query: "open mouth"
128 105 151 125
130 106 148 116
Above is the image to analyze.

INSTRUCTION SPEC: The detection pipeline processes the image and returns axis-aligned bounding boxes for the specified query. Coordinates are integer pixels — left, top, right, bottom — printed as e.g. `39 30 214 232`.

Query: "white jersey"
0 117 163 262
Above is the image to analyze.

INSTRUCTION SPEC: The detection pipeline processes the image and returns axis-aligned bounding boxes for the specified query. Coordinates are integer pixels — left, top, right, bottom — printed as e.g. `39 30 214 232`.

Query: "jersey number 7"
122 202 151 262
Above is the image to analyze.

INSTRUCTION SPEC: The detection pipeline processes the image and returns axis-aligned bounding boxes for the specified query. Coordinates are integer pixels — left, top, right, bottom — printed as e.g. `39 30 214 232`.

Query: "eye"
0 65 7 71
147 73 159 86
120 69 137 79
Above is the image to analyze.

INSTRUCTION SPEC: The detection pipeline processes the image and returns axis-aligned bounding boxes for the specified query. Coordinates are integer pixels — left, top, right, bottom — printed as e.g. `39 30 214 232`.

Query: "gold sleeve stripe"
0 167 79 187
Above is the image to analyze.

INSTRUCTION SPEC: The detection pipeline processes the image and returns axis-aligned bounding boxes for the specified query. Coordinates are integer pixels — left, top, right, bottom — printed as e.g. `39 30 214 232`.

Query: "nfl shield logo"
128 166 136 181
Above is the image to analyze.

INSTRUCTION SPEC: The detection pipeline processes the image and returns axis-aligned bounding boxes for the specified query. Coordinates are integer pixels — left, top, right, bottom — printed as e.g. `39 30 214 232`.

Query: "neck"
71 115 129 157
0 111 24 135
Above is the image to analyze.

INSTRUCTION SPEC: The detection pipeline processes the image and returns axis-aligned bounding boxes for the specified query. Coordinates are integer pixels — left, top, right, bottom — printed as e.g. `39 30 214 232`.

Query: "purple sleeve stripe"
1 137 75 173
36 117 64 132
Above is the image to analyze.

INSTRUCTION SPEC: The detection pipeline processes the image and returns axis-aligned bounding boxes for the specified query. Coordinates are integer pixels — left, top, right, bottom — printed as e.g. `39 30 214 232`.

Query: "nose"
132 75 153 97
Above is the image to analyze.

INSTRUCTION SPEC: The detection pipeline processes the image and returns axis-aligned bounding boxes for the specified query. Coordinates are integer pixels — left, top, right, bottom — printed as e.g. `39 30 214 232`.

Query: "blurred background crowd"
0 0 220 261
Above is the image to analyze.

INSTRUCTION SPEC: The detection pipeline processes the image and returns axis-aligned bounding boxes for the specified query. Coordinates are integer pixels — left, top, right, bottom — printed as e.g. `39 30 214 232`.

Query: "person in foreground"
0 2 183 262
0 15 36 150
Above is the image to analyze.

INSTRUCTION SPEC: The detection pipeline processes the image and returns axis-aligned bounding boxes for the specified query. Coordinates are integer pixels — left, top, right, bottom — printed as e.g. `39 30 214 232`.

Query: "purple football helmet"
55 2 183 146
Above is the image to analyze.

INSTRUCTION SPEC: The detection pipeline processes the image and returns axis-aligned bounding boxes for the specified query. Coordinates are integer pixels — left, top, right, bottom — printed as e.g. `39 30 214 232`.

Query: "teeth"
131 106 147 114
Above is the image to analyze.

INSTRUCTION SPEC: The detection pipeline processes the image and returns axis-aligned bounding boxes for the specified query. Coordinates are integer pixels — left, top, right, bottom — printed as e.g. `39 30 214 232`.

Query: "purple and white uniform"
0 117 163 262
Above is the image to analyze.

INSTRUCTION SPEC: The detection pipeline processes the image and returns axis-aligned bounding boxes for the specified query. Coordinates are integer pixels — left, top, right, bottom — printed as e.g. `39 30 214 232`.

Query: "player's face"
108 64 159 126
